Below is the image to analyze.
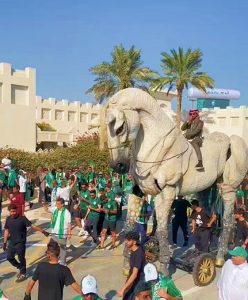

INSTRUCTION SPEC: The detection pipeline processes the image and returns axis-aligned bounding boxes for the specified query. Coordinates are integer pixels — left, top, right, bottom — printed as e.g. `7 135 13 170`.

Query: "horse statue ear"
114 110 126 134
106 110 116 125
118 110 125 120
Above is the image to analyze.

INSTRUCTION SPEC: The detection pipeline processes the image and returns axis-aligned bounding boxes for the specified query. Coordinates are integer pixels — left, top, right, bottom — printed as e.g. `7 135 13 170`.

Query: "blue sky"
0 0 247 109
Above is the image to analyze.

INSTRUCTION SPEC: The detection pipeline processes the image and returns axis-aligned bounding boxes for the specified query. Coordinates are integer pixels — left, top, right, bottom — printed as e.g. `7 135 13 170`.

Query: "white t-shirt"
57 186 71 204
18 175 27 193
218 259 248 300
50 207 71 239
51 187 58 207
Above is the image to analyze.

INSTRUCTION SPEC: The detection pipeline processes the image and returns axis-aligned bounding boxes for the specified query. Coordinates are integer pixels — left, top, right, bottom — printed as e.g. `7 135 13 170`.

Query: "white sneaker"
66 241 71 248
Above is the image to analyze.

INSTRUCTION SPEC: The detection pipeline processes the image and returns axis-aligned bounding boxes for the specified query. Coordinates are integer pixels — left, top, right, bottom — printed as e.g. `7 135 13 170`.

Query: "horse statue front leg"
216 184 236 266
122 193 144 276
155 186 175 276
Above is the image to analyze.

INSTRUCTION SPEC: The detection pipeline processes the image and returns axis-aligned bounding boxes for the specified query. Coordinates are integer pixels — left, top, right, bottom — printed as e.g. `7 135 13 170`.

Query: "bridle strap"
108 141 131 150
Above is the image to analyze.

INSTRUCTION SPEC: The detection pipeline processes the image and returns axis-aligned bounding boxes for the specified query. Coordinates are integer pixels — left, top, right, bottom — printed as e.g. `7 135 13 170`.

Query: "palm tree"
87 44 157 103
152 47 215 127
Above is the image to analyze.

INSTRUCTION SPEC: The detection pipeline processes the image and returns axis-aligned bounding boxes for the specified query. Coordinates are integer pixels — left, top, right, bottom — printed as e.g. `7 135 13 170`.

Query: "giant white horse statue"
105 88 248 275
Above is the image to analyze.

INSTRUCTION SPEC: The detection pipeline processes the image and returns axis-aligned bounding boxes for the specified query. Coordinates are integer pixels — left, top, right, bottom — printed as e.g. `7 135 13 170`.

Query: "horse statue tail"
223 135 248 188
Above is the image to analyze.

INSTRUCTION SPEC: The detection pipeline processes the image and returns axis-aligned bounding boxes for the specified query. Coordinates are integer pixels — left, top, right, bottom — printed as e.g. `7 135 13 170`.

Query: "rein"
135 143 189 164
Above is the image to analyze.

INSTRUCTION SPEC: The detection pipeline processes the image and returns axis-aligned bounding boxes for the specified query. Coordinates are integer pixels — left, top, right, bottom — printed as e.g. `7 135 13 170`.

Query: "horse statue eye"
116 122 125 136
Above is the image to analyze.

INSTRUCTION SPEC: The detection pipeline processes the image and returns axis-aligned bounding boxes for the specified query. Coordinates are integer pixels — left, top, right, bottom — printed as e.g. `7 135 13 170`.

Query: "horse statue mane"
106 87 248 275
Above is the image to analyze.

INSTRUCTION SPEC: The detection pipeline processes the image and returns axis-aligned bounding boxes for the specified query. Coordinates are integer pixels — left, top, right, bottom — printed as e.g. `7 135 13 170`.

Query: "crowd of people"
0 152 248 299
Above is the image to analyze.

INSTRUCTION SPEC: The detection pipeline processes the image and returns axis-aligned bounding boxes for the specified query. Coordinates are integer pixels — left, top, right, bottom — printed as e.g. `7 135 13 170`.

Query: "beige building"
36 96 101 146
201 106 248 142
0 63 36 151
0 63 177 152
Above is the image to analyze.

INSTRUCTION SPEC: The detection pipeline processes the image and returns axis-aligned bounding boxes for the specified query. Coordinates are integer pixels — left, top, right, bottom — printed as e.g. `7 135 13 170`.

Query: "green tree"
152 47 215 127
87 44 157 103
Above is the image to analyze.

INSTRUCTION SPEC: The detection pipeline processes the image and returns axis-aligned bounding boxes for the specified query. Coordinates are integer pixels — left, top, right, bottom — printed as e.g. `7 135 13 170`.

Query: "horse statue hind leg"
216 135 248 266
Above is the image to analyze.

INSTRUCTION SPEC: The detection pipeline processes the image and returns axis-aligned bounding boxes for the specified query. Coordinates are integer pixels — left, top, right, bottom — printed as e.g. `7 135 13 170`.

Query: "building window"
80 112 87 122
231 117 239 126
218 117 226 126
91 113 98 121
41 108 51 120
55 110 63 121
11 84 28 105
68 111 76 122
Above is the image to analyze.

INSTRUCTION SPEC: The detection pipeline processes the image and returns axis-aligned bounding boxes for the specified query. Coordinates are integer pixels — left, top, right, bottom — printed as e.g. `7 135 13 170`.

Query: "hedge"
0 140 110 173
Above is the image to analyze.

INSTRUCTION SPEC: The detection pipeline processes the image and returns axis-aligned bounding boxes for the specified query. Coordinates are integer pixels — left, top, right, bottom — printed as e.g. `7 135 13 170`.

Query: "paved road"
0 200 219 300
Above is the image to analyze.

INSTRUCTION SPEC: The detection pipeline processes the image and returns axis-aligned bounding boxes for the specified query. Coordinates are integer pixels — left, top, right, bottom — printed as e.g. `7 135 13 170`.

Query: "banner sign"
188 88 240 100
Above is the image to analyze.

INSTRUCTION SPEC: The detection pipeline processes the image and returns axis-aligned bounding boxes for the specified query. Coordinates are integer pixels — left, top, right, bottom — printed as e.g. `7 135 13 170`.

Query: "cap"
144 263 158 282
81 275 98 295
228 246 248 258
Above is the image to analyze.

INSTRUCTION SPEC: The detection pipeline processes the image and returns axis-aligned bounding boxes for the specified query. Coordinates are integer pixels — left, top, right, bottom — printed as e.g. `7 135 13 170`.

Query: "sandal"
108 245 116 250
96 245 105 250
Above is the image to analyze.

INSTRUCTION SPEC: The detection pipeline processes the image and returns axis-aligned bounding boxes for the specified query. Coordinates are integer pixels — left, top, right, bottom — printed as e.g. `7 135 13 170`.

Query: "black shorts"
0 183 7 190
74 209 87 219
103 219 116 232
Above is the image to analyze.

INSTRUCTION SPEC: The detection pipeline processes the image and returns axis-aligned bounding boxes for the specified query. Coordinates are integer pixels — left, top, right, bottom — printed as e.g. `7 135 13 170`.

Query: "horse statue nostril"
117 162 127 174
117 162 123 169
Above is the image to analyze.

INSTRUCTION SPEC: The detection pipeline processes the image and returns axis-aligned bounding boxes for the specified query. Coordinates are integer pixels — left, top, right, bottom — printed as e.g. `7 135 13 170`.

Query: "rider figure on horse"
181 109 204 171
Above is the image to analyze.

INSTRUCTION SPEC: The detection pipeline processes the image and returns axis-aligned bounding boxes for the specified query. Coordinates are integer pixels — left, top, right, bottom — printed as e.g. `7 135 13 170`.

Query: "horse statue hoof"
122 268 129 277
215 258 225 267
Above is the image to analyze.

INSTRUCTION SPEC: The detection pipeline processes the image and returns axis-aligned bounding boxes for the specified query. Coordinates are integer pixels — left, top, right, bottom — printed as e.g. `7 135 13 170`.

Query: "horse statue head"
105 90 141 173
105 88 175 175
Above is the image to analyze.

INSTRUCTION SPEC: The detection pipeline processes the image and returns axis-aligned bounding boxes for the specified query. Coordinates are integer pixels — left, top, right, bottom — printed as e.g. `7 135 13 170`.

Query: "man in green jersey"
0 164 7 190
135 198 150 245
77 166 87 188
56 168 65 187
96 172 107 191
7 167 17 190
72 275 103 300
144 263 182 300
85 190 101 245
45 169 54 203
75 183 91 236
99 193 118 250
46 169 54 189
86 166 96 184
111 172 121 194
235 185 245 208
123 174 133 195
105 185 115 201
